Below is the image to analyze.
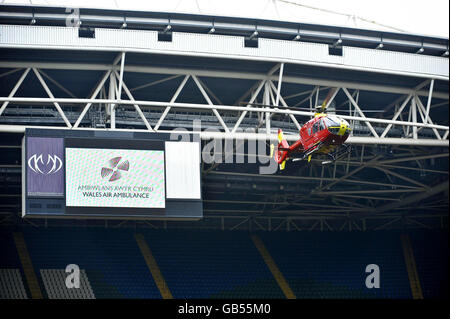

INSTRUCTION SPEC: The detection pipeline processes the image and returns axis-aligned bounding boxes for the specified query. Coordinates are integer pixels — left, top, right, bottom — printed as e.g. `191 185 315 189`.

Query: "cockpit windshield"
324 116 341 128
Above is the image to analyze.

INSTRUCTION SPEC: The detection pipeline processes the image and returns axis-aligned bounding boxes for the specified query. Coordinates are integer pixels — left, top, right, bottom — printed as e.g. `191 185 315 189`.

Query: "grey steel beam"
0 124 447 147
375 181 449 214
0 61 447 100
0 68 30 116
32 68 72 128
0 96 447 132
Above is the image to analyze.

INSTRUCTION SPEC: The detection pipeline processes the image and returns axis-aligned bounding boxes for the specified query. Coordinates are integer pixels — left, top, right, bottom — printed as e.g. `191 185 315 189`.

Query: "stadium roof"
0 2 449 57
1 0 448 38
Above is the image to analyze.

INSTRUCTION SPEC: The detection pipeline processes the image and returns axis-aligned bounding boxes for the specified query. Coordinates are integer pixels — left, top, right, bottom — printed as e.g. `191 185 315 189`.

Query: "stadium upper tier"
0 3 448 59
0 227 448 299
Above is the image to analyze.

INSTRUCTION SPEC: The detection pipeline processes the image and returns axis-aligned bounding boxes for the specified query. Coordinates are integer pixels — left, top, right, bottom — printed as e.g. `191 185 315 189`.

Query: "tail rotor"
271 129 289 170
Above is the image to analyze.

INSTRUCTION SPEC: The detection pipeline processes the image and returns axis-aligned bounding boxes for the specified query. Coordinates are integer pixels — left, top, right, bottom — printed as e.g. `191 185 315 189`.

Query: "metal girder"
192 75 230 132
130 74 183 92
414 95 442 140
232 80 266 133
343 87 379 138
374 166 429 190
0 124 447 146
380 94 413 138
0 96 447 132
113 70 154 132
32 68 72 128
0 68 30 116
38 69 77 98
374 181 449 214
275 63 284 107
117 52 126 99
153 75 190 131
0 211 444 231
268 80 302 130
74 70 112 128
0 61 448 100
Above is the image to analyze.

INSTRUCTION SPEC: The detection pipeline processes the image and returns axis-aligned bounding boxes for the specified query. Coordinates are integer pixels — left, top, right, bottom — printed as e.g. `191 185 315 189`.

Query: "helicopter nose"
337 120 350 136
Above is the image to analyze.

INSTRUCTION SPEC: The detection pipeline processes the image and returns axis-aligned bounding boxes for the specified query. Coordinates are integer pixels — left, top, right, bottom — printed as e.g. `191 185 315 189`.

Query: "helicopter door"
302 121 316 148
312 121 321 140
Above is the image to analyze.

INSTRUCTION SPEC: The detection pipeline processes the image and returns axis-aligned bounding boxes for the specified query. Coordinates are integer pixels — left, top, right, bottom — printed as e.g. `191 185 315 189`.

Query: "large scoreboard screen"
22 129 202 220
65 148 165 209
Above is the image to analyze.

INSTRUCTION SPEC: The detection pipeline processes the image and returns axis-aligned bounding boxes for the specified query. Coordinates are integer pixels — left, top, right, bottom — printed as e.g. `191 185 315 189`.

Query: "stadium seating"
0 232 28 299
0 227 447 299
40 269 95 299
22 228 161 299
409 230 449 299
259 231 412 298
142 230 284 298
0 269 28 299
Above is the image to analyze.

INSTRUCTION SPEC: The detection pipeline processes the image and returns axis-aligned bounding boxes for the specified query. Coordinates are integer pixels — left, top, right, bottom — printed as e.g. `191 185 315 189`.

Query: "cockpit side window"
320 119 326 131
324 116 340 128
312 121 320 134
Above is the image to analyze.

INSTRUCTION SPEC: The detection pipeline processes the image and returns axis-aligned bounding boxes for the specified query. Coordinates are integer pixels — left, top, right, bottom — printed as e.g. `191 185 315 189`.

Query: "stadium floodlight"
416 47 424 54
332 38 342 48
30 18 36 25
250 30 258 39
121 22 127 29
376 43 384 49
293 34 301 41
164 24 172 33
208 27 215 34
443 50 449 57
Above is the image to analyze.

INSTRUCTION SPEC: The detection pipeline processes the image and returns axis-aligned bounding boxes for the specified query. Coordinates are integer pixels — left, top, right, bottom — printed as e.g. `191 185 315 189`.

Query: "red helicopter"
270 89 352 170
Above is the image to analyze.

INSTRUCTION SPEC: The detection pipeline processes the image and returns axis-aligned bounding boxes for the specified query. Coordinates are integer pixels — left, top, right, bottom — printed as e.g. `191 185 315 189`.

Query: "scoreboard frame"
22 128 203 220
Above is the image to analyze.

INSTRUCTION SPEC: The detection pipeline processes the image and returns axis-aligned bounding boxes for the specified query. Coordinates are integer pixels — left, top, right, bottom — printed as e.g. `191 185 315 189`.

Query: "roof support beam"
0 61 447 99
374 181 449 214
343 87 379 138
32 68 72 128
73 70 112 128
113 70 154 132
0 68 30 116
192 75 230 132
153 75 190 131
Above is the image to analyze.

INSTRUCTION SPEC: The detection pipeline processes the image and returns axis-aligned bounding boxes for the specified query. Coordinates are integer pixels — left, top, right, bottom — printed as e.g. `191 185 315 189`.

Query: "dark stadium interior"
0 227 448 298
0 3 448 300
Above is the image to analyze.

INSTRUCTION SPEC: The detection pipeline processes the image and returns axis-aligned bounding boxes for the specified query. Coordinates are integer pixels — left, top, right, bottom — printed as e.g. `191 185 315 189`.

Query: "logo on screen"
28 154 63 174
101 157 130 182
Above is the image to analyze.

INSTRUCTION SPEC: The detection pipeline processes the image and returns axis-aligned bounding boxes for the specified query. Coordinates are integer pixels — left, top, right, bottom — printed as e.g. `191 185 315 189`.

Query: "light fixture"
121 16 127 29
208 27 215 34
250 30 258 39
416 46 424 54
443 50 449 57
30 12 36 25
293 34 301 41
376 42 384 49
164 24 172 33
332 38 342 48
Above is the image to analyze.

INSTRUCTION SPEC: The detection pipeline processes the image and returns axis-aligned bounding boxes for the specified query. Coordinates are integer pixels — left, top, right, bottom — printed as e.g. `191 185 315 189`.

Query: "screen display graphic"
26 137 64 197
66 148 165 208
